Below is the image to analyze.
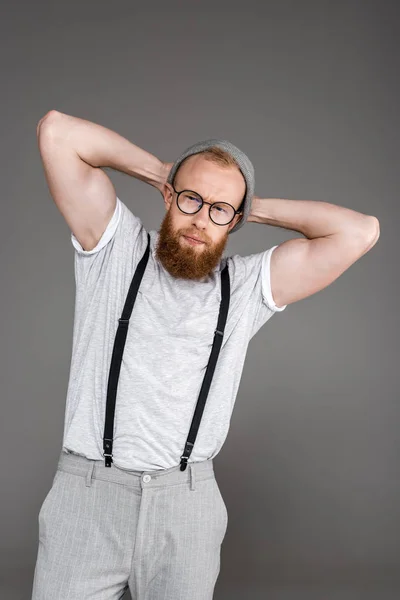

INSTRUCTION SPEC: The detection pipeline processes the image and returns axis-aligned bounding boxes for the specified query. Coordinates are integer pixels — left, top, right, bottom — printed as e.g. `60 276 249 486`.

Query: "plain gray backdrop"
1 1 398 599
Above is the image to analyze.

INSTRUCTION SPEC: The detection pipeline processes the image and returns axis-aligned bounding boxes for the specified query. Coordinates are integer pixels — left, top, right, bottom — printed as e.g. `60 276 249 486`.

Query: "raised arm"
36 110 170 251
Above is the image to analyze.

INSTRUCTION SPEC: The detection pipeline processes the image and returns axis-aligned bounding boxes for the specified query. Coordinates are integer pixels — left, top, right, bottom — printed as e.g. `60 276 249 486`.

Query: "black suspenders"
103 232 230 471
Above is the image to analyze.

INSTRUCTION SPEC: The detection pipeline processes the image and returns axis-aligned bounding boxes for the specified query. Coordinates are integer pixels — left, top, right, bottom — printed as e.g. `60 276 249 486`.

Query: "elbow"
36 110 62 137
362 216 380 249
368 215 380 241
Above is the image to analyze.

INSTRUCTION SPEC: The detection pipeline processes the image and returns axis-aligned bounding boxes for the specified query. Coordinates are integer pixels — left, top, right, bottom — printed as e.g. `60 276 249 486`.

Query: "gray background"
1 1 398 598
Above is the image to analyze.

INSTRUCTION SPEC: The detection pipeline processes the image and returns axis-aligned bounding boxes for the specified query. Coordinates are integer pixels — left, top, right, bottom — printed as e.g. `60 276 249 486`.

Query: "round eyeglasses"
173 185 243 226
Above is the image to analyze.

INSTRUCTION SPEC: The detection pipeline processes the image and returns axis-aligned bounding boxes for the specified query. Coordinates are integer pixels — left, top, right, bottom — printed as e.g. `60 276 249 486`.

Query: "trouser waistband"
57 450 215 490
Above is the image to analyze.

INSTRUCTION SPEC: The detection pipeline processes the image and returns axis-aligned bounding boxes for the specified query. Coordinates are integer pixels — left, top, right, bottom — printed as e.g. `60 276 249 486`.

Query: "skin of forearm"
248 195 379 241
38 110 168 190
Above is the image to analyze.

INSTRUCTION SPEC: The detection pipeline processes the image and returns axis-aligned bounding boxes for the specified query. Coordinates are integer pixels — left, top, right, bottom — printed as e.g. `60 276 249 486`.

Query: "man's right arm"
37 110 170 251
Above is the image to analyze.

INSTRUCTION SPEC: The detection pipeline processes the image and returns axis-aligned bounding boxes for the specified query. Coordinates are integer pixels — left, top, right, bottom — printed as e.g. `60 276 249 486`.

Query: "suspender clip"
180 440 194 471
103 453 113 467
103 438 113 468
180 455 188 472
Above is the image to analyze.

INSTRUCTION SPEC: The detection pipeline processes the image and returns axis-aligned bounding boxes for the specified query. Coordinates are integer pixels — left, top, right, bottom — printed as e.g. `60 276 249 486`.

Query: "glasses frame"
172 184 243 226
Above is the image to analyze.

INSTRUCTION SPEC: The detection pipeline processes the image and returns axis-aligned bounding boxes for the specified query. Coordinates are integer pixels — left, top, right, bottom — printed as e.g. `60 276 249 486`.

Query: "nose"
191 203 210 228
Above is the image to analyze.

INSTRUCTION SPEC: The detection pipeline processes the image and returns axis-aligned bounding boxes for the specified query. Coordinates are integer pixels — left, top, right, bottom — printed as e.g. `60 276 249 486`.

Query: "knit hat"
166 139 254 234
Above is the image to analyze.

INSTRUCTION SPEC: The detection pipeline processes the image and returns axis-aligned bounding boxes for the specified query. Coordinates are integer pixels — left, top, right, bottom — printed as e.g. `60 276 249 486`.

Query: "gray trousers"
31 450 228 600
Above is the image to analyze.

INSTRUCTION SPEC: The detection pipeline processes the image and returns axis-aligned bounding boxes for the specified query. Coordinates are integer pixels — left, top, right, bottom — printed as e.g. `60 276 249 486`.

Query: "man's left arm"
247 196 380 308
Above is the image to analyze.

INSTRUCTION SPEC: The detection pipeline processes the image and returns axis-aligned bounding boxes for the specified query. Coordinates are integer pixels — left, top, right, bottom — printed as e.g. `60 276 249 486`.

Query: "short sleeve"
244 245 286 339
261 245 287 312
70 196 144 295
227 244 287 341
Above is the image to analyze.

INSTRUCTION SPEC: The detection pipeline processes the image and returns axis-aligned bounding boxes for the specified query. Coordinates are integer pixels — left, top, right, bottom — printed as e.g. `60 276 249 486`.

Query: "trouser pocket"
37 469 61 540
212 477 228 539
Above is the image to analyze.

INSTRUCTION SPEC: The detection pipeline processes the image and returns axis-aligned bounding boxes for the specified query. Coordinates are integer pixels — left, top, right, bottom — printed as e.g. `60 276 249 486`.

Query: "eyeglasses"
172 184 243 226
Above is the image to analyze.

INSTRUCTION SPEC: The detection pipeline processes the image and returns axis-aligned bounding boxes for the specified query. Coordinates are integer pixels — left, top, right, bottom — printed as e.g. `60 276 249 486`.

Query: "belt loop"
85 462 95 487
189 463 196 491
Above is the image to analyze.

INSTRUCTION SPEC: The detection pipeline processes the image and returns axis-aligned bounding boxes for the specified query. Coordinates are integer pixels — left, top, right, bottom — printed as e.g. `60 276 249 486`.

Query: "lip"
184 235 205 244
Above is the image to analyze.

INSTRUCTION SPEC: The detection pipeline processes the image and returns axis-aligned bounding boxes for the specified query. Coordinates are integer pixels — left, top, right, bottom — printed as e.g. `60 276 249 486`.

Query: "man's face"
155 154 246 280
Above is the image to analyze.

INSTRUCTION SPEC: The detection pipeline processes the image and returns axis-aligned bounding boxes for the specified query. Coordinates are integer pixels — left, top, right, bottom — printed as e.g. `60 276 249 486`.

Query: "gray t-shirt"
63 197 287 471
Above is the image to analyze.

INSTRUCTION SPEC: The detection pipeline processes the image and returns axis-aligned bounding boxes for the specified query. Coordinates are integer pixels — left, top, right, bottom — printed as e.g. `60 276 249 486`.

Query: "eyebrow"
178 187 225 205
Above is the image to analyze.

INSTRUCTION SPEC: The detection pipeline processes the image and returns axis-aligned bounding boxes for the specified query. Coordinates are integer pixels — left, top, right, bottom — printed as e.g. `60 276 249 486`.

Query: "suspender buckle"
214 329 223 336
180 439 194 471
118 318 129 327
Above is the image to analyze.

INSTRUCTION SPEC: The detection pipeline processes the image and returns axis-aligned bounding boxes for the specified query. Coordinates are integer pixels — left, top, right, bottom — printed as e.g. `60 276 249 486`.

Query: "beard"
154 209 229 281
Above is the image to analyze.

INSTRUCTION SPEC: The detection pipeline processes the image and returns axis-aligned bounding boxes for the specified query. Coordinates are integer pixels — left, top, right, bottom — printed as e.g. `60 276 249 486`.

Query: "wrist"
247 195 261 222
154 162 173 191
162 162 173 183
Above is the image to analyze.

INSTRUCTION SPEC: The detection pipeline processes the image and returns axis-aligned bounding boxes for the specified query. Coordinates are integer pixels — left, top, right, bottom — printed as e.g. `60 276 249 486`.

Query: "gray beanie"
166 139 255 234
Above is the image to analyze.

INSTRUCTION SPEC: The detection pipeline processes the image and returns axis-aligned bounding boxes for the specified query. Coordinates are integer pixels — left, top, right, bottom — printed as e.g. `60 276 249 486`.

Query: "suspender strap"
103 233 151 466
102 232 230 471
179 263 230 471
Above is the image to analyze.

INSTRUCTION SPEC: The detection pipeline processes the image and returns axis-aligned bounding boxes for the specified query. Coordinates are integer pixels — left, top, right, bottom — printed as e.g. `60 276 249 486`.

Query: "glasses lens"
177 191 234 225
178 191 203 213
210 202 235 225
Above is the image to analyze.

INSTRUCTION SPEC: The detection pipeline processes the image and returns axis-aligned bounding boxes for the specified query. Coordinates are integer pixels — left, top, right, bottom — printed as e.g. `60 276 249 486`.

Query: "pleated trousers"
31 450 228 600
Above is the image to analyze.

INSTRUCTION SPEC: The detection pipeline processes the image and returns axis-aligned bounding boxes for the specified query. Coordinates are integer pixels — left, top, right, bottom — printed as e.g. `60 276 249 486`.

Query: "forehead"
176 154 246 201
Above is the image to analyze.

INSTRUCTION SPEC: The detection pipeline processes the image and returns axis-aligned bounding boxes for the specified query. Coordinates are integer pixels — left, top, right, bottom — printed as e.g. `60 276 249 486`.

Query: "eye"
214 204 228 214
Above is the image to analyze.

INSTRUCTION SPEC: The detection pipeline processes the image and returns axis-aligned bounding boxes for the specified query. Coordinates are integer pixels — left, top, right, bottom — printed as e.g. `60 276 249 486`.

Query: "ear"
162 182 174 210
228 211 243 232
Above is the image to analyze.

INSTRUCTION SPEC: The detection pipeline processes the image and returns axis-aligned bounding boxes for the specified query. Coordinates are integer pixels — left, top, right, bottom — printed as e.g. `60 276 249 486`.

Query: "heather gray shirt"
63 197 287 471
